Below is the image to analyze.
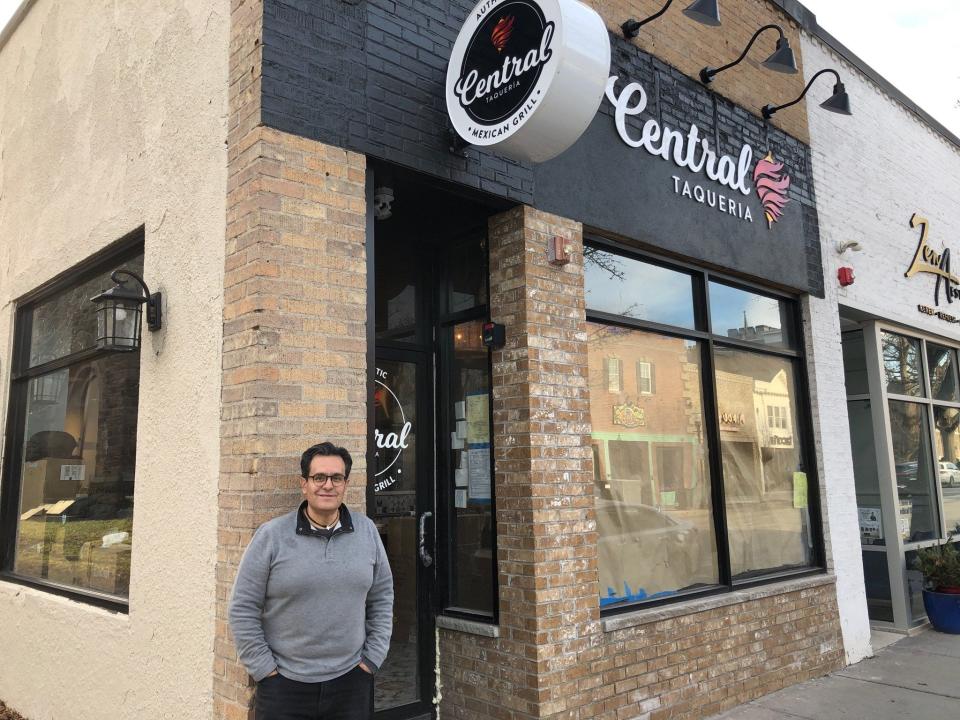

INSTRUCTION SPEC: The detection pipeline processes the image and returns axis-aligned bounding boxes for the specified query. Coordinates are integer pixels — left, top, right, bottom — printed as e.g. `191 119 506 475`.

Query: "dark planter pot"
922 589 960 634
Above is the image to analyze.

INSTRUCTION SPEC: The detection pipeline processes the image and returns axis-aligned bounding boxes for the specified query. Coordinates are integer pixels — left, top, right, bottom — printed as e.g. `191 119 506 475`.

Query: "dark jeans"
255 666 374 720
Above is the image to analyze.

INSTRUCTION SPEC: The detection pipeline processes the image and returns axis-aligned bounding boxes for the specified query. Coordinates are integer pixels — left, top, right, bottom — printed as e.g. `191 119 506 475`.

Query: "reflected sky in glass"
584 249 695 329
709 282 790 348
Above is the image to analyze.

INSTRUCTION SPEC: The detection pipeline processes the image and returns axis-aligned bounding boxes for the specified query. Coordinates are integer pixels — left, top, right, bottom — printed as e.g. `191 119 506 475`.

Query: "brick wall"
595 579 843 720
440 205 599 720
584 0 810 143
440 205 844 720
260 0 809 205
259 0 822 296
215 3 369 717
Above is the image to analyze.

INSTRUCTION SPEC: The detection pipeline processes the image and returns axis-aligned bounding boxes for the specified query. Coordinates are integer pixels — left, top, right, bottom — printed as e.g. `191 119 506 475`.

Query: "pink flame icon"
753 153 791 228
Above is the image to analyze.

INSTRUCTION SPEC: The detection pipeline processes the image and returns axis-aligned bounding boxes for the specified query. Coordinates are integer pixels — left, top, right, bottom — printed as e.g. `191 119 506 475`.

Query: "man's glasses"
305 473 347 487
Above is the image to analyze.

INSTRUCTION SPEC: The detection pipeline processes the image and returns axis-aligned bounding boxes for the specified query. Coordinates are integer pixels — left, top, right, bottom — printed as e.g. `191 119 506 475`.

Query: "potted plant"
913 538 960 634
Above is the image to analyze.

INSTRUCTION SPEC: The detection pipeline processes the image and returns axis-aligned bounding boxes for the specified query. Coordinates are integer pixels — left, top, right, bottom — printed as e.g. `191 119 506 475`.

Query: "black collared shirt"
296 500 355 540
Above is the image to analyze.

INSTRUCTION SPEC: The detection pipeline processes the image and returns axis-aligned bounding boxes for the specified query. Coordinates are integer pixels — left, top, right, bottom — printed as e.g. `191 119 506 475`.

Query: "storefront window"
3 248 143 601
709 281 795 350
933 407 960 536
375 239 425 345
847 399 884 546
445 319 494 614
889 401 938 542
445 235 488 314
714 348 811 578
586 243 819 610
842 331 870 396
882 331 923 397
927 344 959 402
588 324 718 605
584 248 696 329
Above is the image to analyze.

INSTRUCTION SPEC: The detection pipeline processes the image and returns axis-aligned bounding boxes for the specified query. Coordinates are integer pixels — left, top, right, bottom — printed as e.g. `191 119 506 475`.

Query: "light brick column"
216 2 368 717
464 205 601 719
214 127 368 718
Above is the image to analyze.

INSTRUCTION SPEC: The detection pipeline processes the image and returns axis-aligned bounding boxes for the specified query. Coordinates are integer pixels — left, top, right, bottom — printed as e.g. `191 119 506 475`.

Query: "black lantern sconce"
762 68 852 119
622 0 721 39
90 270 162 352
699 24 797 84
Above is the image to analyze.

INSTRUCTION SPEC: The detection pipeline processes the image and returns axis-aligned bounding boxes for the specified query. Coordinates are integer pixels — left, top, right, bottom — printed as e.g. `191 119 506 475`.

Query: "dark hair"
300 442 353 479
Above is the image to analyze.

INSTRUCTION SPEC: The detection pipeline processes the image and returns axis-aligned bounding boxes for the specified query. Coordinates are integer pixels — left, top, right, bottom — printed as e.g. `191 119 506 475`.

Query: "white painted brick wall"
800 34 960 665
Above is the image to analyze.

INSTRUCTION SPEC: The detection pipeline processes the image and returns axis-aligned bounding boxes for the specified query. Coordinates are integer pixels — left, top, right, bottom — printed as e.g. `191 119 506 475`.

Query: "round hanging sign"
446 0 611 163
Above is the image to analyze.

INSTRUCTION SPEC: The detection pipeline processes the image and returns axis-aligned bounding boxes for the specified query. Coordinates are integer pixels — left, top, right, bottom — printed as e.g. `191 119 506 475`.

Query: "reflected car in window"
595 500 708 606
895 461 918 490
938 462 960 488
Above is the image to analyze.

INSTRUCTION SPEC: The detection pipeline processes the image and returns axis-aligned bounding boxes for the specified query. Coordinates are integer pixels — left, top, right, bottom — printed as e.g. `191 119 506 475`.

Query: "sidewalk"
708 629 960 719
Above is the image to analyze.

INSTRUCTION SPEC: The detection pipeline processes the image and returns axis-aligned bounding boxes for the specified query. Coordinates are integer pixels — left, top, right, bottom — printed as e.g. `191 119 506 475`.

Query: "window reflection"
584 249 696 329
445 236 487 314
848 400 884 546
889 401 938 542
587 323 718 606
933 407 960 537
713 347 811 579
29 256 144 368
842 331 869 396
14 353 139 597
882 332 923 397
709 282 794 350
927 344 959 402
375 242 423 344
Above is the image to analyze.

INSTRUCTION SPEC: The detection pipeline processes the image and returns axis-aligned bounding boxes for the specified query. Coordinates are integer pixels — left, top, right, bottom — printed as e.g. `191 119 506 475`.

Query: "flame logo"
491 16 515 52
753 152 791 228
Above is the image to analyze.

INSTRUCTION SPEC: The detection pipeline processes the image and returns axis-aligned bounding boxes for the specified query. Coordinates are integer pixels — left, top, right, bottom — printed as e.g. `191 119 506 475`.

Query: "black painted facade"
261 0 823 297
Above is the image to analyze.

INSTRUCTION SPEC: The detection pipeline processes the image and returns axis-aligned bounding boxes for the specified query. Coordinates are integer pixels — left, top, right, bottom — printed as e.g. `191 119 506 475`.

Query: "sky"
800 0 960 137
0 0 958 137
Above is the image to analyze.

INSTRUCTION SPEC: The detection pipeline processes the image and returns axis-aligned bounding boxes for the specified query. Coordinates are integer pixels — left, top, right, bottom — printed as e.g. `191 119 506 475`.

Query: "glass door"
371 349 435 720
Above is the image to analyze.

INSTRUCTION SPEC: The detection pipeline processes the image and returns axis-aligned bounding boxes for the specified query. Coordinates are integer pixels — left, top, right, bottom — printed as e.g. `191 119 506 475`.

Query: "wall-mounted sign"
446 0 610 162
604 76 791 230
612 402 645 428
905 214 960 324
373 367 412 492
532 38 819 296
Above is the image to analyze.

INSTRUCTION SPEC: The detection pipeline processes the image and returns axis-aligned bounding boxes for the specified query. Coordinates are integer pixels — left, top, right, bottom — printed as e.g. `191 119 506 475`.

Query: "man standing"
229 442 393 720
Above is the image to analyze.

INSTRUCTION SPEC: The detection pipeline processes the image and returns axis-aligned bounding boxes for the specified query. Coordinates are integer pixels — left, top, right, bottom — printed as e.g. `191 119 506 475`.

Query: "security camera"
373 186 394 220
836 240 862 255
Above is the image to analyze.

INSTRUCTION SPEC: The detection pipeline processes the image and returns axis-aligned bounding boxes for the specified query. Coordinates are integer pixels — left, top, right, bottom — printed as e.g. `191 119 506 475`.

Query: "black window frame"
368 218 499 625
0 230 144 612
584 235 826 615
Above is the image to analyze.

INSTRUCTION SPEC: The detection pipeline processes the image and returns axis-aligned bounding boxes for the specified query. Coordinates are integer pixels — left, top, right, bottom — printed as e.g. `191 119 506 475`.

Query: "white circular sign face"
446 0 611 163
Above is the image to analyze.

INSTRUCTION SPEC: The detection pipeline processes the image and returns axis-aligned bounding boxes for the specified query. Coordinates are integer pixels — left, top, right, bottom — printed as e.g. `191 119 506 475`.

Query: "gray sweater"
228 503 393 683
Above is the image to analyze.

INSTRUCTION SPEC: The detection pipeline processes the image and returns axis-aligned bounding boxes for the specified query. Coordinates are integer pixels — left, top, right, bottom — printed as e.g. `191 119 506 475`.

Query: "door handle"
418 511 434 567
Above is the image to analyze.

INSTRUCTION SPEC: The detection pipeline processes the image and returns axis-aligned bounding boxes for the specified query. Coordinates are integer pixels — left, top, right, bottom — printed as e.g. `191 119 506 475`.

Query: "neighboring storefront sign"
446 0 610 162
905 213 960 325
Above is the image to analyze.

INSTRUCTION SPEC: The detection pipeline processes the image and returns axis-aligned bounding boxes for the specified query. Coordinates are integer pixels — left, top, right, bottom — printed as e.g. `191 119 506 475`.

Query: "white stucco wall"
801 33 960 663
0 2 228 719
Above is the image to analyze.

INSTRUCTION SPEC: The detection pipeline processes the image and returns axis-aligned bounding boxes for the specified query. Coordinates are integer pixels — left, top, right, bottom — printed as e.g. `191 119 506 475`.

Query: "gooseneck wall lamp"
762 67 852 119
90 270 162 352
699 24 797 84
622 0 721 39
